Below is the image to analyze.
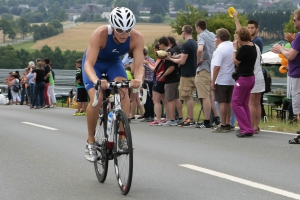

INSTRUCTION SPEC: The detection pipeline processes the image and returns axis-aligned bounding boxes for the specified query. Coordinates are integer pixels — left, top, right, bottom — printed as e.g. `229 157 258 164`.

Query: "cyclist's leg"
106 60 128 141
82 59 108 162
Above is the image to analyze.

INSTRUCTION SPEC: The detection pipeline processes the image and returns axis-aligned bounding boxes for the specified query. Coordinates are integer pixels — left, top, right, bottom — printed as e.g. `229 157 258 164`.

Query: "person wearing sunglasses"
82 7 145 162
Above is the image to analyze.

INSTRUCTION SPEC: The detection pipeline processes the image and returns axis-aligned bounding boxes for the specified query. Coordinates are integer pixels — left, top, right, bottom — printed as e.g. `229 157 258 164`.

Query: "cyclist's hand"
100 79 108 90
131 79 142 88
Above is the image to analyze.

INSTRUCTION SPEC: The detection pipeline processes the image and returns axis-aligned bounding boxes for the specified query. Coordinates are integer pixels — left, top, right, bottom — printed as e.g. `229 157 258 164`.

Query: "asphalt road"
1 105 300 200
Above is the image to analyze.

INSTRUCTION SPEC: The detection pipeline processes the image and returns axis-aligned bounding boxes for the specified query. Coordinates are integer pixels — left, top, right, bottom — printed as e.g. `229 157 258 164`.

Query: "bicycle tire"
94 108 109 183
113 110 133 195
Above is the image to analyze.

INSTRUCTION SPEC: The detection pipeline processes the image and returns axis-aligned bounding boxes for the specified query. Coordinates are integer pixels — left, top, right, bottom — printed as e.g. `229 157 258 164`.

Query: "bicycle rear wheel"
94 108 109 183
113 110 133 195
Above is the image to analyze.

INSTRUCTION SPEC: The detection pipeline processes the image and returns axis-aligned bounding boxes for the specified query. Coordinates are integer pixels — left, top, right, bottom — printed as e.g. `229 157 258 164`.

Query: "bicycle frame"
92 80 147 108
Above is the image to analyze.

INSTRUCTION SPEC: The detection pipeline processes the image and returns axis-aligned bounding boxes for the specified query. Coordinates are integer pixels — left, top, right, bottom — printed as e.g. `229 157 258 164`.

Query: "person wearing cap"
82 7 145 162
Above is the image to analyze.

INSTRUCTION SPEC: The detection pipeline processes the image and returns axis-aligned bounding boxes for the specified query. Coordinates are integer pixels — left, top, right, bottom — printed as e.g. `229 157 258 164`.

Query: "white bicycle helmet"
109 7 136 31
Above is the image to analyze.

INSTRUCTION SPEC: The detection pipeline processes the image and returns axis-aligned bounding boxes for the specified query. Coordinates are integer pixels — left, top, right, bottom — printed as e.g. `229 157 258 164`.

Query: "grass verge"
10 40 35 51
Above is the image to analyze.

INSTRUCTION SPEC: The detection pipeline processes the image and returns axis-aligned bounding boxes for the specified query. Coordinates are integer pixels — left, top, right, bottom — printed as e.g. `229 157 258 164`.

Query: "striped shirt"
144 56 155 82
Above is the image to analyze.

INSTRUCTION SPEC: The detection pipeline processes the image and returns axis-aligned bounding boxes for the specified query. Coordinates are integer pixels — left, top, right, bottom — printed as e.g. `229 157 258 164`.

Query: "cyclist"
82 7 145 162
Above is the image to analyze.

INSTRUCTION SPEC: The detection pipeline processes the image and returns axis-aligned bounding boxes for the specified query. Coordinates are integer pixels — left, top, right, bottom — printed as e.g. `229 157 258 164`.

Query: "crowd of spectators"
4 58 57 109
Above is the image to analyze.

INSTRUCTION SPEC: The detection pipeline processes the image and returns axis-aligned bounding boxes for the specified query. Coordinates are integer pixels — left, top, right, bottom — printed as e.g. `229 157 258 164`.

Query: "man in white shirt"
211 28 235 132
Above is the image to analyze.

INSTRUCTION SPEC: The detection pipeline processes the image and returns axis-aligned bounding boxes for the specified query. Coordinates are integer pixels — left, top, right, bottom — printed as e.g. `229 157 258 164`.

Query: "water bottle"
107 111 114 149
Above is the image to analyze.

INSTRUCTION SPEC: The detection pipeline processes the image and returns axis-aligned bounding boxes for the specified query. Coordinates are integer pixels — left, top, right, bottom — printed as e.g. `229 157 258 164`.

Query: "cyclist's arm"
130 30 145 81
84 26 107 85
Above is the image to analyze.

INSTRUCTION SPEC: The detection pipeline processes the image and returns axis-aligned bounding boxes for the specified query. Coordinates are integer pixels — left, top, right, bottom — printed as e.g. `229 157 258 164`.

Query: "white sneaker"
85 142 98 162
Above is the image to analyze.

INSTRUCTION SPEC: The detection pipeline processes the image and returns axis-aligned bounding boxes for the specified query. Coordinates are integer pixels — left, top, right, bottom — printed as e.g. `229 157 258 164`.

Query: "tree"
0 46 22 69
206 12 248 41
7 0 18 7
149 14 164 23
174 0 186 11
7 29 16 41
284 14 298 33
16 48 31 68
63 2 69 9
170 4 207 40
11 7 23 15
54 9 68 22
0 6 9 15
150 2 166 17
275 0 294 11
49 19 63 29
1 13 13 21
0 19 13 43
115 0 128 7
144 0 169 14
37 4 48 19
17 17 31 40
52 47 65 69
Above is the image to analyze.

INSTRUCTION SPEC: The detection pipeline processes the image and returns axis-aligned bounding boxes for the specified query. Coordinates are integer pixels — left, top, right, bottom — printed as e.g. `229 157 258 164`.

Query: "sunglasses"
115 28 132 34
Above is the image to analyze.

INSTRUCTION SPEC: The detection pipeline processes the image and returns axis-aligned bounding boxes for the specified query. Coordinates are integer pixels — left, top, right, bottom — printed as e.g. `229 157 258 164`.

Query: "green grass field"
10 40 35 52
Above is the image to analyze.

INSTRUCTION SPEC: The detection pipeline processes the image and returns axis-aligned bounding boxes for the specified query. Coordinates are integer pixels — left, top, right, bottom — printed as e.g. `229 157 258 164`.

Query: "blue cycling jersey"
98 25 130 61
82 25 129 91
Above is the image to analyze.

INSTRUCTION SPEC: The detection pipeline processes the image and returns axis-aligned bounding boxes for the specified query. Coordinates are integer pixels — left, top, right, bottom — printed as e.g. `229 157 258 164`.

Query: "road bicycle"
92 79 147 195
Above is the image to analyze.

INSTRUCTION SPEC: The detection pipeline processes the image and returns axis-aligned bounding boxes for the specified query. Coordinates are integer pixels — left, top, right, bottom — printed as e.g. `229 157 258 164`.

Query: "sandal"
288 135 300 144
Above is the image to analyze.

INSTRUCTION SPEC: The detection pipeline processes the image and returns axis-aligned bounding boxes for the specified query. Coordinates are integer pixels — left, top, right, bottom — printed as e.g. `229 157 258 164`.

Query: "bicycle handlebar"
92 80 148 107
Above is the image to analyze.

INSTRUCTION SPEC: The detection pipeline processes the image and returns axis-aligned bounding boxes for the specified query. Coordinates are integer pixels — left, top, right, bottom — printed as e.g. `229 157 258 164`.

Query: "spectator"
74 59 88 116
129 56 145 120
140 47 155 122
232 27 257 138
233 12 265 132
31 61 45 109
4 72 13 105
271 9 300 143
122 52 132 67
9 72 21 105
48 63 57 107
168 35 182 120
144 43 170 126
211 28 235 132
167 36 181 55
27 62 35 107
194 19 220 128
20 68 29 105
167 25 198 127
43 58 51 108
157 36 183 126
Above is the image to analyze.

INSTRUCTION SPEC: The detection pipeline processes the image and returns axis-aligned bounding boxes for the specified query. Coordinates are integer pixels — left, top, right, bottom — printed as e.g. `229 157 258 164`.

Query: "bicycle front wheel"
113 110 133 195
94 108 109 183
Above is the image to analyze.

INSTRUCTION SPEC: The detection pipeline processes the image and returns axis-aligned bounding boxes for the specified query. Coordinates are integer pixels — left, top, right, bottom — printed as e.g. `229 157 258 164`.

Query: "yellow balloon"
228 7 236 18
279 65 287 74
281 58 288 66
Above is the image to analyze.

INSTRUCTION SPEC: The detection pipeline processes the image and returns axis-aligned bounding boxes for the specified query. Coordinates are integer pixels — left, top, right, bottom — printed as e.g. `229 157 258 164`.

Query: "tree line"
0 18 63 43
0 45 83 70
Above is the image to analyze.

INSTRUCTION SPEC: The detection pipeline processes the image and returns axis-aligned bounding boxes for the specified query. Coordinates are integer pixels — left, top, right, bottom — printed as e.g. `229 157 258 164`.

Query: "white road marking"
261 129 296 136
22 122 58 131
180 164 300 200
